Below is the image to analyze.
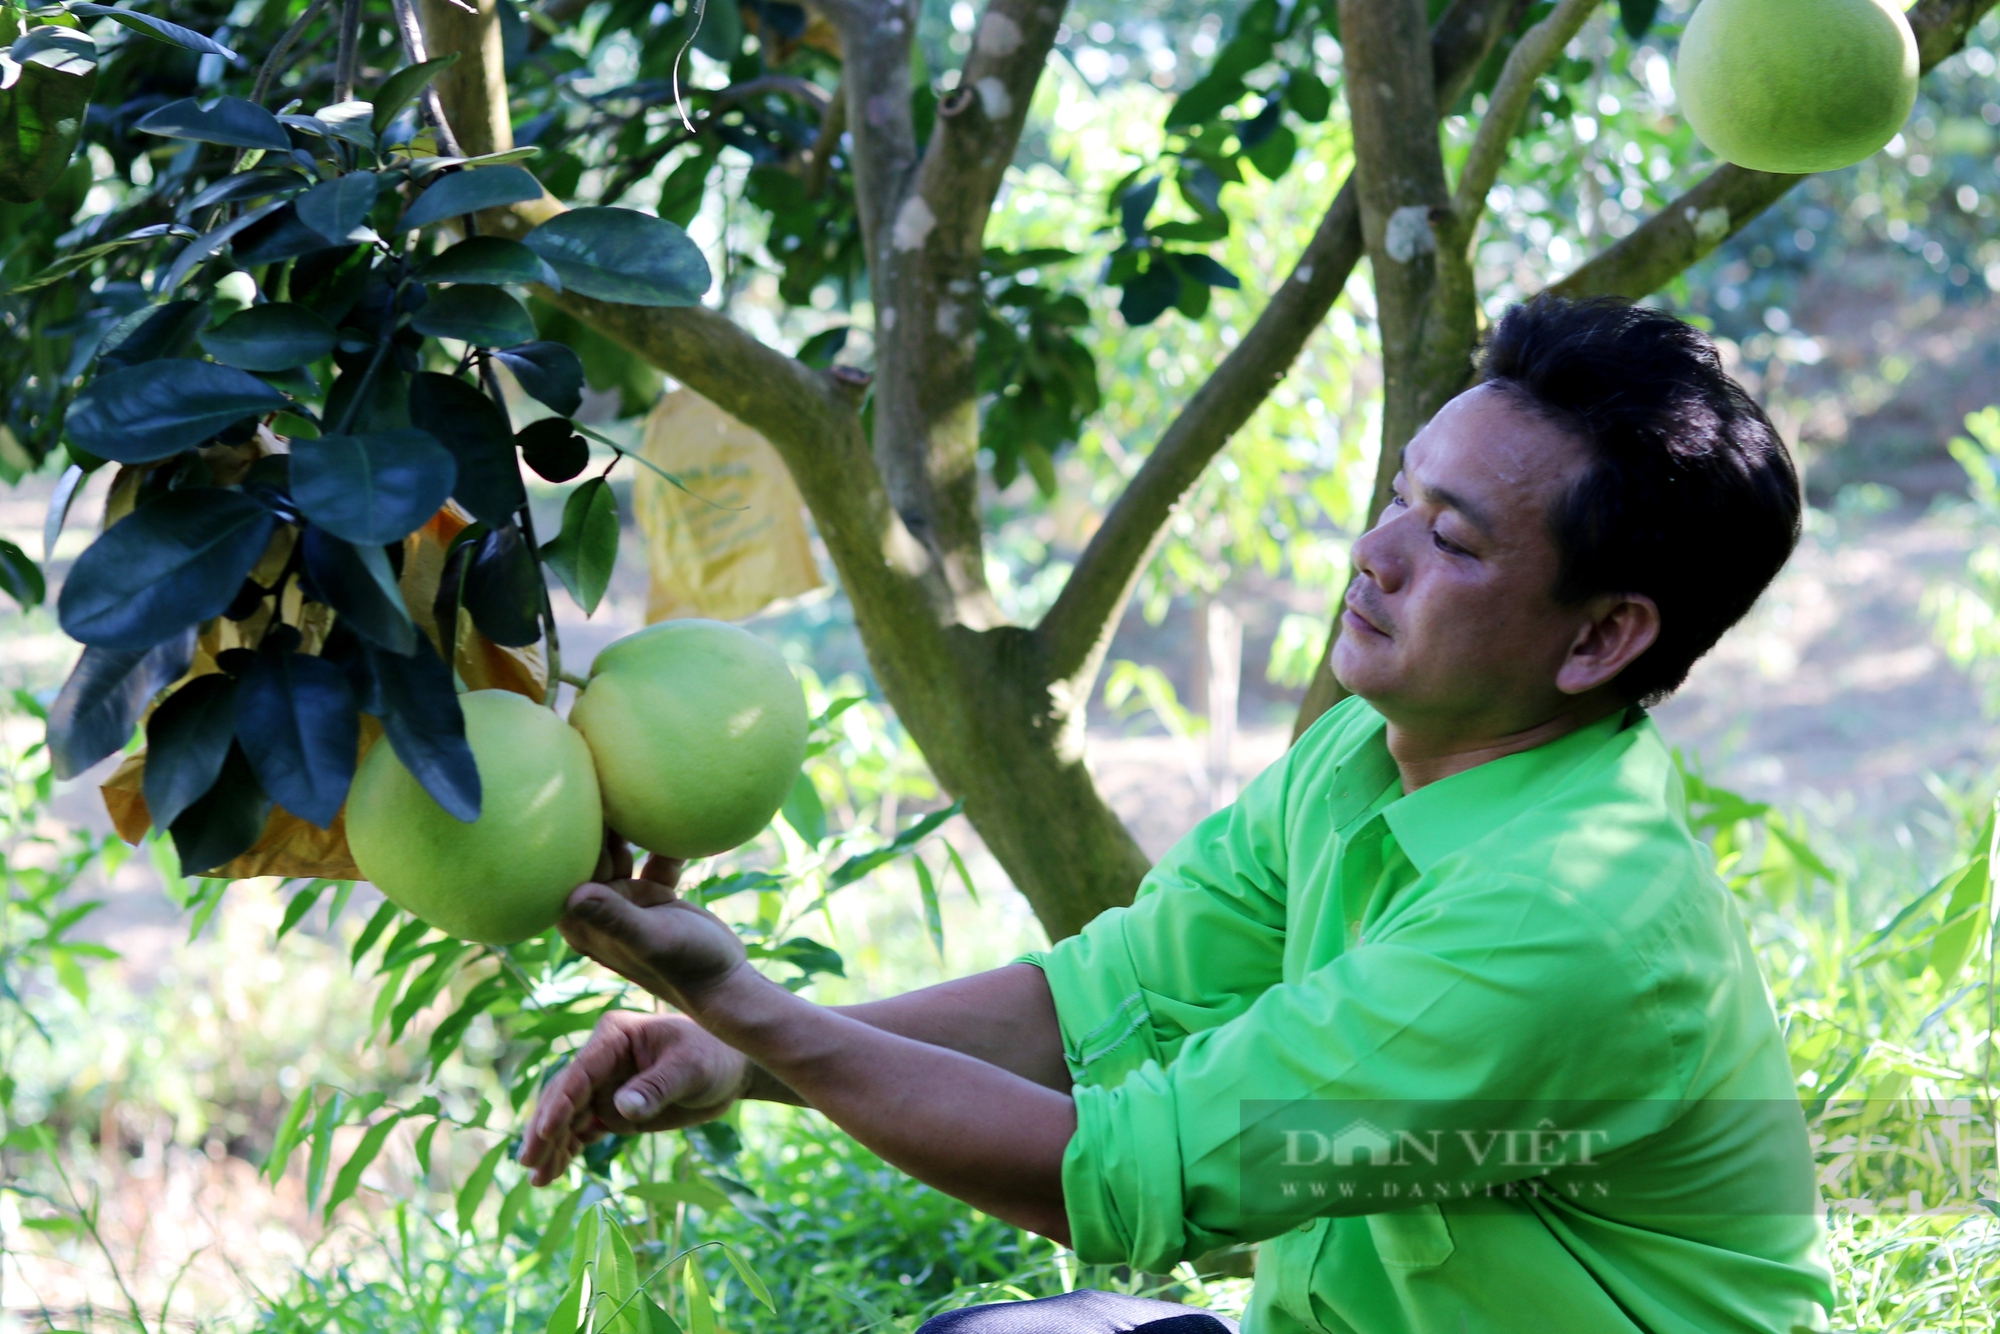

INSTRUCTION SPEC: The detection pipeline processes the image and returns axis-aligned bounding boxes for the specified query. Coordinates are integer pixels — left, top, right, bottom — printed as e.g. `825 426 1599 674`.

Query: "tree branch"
1448 0 1597 228
1550 0 1996 301
1035 0 1520 688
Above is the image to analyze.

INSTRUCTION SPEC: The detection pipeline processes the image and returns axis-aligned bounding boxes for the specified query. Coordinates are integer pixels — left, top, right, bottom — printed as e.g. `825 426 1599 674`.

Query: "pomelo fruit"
570 619 808 860
347 689 602 944
1675 0 1917 175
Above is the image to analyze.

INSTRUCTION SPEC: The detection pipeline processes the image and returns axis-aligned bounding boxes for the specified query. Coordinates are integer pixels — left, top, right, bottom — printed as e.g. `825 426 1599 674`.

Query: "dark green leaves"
365 638 480 821
1618 0 1660 39
296 172 380 245
523 208 710 306
408 373 526 524
301 528 416 655
492 341 583 416
400 165 545 229
200 303 337 372
143 673 238 831
795 327 848 369
517 417 587 483
98 300 209 369
539 478 616 616
234 649 358 829
47 631 198 780
169 742 270 873
0 538 44 609
136 97 287 151
411 285 536 347
65 358 288 463
461 523 542 647
69 4 239 60
293 431 456 545
0 27 97 205
58 489 276 650
371 54 458 133
413 236 560 288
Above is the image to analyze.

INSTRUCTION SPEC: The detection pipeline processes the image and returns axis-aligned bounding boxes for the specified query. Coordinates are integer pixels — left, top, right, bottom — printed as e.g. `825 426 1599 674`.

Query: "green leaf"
722 1244 775 1313
300 528 417 655
456 1138 511 1234
414 235 561 288
795 326 848 369
65 358 288 463
0 27 95 205
913 854 944 956
1243 121 1296 181
1283 67 1330 123
323 1110 403 1219
350 898 401 966
412 284 538 347
68 4 234 58
781 770 825 846
408 371 528 525
371 54 459 133
0 537 45 609
945 839 979 906
826 802 964 889
200 302 337 372
625 1178 732 1213
291 430 458 545
168 741 271 874
412 1118 440 1177
401 164 546 229
276 880 334 944
1928 855 1990 985
641 1294 683 1334
57 489 276 651
1164 69 1245 129
517 417 588 483
135 96 284 150
303 1091 345 1209
598 1218 641 1333
144 674 237 831
295 172 381 245
683 1253 715 1334
265 1084 317 1183
546 1273 585 1334
1618 0 1659 38
540 477 618 616
493 341 584 417
523 208 711 306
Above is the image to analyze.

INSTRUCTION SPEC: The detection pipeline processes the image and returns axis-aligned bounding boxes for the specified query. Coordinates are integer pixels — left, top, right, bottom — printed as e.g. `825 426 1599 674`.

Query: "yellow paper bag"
635 389 822 623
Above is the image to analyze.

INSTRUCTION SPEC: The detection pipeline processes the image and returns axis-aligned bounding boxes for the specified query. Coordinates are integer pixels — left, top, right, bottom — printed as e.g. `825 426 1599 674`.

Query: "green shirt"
1026 698 1833 1334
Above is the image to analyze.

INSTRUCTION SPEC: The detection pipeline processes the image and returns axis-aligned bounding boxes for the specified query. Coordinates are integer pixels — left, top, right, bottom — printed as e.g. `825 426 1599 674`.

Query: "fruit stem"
478 356 565 709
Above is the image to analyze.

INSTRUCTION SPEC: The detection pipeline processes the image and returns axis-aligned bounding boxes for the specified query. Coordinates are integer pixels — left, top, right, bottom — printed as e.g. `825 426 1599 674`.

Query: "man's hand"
560 842 747 1012
518 1010 750 1186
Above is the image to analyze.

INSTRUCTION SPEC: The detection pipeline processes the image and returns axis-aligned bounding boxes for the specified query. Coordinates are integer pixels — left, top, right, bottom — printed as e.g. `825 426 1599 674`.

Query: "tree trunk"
413 0 1986 936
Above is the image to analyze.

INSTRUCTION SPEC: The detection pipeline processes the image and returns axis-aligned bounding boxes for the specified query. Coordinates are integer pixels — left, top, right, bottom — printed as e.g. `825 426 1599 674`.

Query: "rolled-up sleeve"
1058 872 1683 1269
1019 728 1315 1090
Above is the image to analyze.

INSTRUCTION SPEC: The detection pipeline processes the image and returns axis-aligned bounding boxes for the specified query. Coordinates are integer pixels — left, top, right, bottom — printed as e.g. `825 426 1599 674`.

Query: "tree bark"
423 0 1518 938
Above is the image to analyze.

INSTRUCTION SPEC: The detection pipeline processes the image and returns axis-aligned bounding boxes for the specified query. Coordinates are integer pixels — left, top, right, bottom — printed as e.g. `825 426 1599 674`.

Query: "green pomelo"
1675 0 1917 175
571 619 808 860
347 689 603 944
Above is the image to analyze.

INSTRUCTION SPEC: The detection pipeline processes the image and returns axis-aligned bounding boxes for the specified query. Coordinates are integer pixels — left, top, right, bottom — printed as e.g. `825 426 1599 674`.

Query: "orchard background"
2 0 2000 1329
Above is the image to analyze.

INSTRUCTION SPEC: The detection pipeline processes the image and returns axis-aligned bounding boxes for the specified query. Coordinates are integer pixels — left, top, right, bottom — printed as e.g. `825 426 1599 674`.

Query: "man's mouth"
1342 595 1390 639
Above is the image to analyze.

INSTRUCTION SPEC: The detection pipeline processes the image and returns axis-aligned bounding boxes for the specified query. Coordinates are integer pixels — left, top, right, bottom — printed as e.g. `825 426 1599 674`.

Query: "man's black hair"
1477 295 1801 706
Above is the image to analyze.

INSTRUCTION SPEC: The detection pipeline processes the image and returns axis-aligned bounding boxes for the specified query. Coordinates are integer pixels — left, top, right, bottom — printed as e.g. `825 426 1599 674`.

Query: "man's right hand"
518 1009 751 1186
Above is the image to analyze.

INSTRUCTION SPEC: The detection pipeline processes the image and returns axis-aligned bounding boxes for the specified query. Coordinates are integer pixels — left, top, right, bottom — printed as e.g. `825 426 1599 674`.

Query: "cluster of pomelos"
346 619 807 944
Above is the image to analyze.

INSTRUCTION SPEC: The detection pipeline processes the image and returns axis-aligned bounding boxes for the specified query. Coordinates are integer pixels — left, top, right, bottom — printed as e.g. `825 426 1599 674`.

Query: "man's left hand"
561 845 747 1012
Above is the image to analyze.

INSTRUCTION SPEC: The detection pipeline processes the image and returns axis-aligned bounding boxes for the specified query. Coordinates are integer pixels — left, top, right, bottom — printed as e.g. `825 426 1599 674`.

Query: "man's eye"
1433 530 1468 556
1390 491 1409 508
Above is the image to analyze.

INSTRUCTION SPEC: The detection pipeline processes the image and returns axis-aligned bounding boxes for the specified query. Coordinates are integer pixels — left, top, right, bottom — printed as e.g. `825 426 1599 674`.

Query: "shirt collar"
1358 705 1648 876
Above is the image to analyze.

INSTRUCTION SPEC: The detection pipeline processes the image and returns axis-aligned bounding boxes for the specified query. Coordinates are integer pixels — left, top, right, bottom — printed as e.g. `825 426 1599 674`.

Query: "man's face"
1332 384 1597 734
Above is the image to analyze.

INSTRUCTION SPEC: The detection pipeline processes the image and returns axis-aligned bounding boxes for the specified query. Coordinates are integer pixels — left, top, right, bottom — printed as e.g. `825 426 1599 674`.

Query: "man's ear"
1555 593 1660 696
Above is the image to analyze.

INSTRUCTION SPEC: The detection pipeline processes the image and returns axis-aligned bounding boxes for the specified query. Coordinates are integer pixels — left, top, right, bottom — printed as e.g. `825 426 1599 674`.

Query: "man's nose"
1352 512 1408 593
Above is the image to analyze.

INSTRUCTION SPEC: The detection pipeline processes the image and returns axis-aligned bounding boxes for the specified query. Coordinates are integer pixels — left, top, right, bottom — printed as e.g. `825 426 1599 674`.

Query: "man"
518 298 1834 1333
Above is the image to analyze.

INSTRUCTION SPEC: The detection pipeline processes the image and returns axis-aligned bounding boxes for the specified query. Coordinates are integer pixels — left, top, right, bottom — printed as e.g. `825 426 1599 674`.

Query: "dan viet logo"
1282 1116 1613 1169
